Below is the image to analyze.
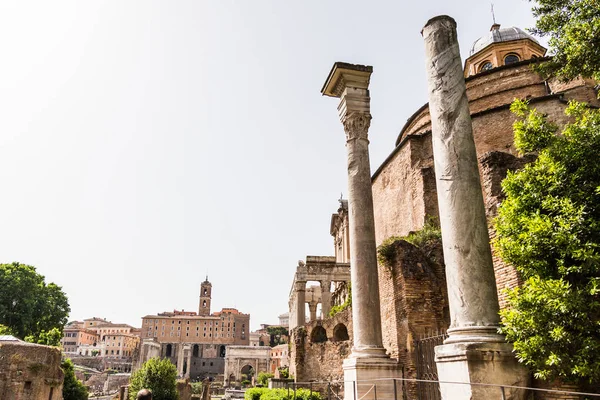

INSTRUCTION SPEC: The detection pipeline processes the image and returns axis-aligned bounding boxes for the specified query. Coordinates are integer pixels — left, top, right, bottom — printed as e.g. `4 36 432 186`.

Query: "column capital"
321 62 373 134
294 281 306 292
342 112 372 142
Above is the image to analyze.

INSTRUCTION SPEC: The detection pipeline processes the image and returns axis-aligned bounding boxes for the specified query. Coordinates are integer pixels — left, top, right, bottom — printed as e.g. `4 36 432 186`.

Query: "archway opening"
166 344 172 357
333 323 349 341
193 344 199 357
310 326 328 343
240 364 254 383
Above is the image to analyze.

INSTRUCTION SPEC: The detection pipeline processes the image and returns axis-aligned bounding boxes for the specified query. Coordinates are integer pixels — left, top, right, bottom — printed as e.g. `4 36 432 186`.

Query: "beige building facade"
138 278 250 380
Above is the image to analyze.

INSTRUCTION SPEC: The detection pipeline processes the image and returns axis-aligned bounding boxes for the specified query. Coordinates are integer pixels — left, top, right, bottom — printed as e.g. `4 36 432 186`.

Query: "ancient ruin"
0 335 64 400
223 346 270 387
287 14 599 400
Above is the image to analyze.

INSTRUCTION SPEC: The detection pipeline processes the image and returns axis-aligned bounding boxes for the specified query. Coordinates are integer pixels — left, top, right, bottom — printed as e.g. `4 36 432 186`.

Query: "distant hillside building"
137 277 250 380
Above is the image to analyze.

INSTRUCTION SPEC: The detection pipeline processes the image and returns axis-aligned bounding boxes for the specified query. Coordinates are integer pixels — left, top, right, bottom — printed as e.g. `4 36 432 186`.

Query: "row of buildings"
61 277 290 382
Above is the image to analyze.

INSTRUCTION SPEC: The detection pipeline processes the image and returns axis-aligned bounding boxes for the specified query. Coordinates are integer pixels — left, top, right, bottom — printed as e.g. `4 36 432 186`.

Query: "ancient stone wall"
289 307 352 384
68 354 104 371
378 239 449 399
0 340 64 400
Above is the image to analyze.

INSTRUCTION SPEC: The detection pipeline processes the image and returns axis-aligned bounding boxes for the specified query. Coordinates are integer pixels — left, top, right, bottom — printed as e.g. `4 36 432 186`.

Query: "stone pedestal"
436 343 529 400
343 358 402 400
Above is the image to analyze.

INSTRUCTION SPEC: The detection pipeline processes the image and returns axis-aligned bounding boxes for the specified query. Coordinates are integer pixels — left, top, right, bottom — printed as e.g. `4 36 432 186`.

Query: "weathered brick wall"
372 135 436 247
0 341 64 400
289 308 352 384
378 239 449 399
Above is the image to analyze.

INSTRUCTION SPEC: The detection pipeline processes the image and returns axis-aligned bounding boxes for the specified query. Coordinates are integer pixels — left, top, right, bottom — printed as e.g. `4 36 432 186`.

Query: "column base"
343 356 402 400
435 342 530 400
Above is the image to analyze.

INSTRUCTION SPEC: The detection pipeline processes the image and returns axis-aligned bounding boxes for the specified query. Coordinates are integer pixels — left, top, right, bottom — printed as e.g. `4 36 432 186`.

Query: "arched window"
165 344 172 357
504 53 520 65
310 326 328 343
203 300 207 307
479 61 493 72
193 344 199 357
333 323 350 341
220 345 226 357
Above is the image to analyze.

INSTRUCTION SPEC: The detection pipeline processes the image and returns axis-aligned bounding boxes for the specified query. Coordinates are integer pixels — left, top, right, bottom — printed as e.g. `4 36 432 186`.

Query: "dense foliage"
377 217 441 268
529 0 600 81
245 387 321 400
0 262 70 340
257 372 274 386
495 100 600 384
25 327 63 347
129 358 179 400
62 359 89 400
266 326 288 346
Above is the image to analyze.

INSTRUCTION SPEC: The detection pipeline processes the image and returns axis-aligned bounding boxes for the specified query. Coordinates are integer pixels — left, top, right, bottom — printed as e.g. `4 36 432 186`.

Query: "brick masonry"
289 307 352 384
378 239 449 400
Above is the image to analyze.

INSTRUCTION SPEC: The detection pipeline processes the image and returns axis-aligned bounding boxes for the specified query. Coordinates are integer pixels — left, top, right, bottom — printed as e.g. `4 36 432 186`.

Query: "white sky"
0 1 542 331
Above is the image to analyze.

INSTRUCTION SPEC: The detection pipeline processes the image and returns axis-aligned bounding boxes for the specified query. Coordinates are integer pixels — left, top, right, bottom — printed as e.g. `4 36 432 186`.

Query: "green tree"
129 358 179 400
62 358 89 400
495 99 600 385
528 0 600 81
25 327 63 347
0 262 70 339
266 326 289 347
0 324 14 335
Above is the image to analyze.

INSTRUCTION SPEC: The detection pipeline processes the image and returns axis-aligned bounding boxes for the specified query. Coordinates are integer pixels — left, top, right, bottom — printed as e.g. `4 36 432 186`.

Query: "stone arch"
240 364 254 382
193 344 199 357
165 344 172 357
333 323 349 341
310 326 328 343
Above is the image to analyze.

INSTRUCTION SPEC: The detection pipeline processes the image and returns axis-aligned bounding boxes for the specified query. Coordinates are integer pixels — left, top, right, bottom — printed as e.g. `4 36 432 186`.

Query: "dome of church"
469 25 539 56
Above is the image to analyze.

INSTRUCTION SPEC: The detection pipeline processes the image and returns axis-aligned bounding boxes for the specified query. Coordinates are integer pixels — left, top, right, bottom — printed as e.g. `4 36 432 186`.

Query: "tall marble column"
422 15 528 400
322 62 401 400
295 281 306 327
320 280 332 317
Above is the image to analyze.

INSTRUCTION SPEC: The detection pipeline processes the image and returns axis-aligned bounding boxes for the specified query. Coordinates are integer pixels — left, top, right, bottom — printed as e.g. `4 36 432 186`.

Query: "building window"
479 61 493 72
504 53 520 65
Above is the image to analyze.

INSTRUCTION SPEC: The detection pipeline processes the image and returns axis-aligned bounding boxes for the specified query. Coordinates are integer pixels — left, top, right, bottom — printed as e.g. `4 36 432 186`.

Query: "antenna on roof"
491 3 497 25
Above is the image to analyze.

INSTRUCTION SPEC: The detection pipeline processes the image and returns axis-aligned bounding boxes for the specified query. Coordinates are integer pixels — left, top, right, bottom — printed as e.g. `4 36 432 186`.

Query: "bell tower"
199 277 212 316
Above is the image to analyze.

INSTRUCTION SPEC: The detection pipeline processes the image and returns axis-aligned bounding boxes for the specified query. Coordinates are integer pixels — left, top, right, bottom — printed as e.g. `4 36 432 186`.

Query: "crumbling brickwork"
0 338 64 400
289 308 352 384
378 239 449 399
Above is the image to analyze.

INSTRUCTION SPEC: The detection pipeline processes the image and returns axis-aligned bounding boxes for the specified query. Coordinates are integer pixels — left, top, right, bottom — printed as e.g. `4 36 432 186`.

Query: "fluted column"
321 62 386 358
295 281 306 327
422 16 503 344
320 280 332 317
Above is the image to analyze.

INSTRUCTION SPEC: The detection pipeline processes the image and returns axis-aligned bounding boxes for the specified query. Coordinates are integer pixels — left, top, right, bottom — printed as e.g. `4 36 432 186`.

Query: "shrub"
245 388 320 400
377 217 441 268
257 372 274 386
129 357 178 400
496 100 600 385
